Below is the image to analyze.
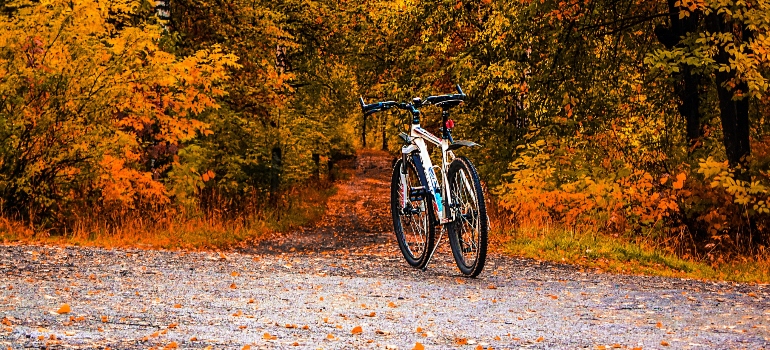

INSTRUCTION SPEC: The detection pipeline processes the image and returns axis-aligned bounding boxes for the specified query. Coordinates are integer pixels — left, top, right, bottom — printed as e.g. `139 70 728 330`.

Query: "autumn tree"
0 0 237 226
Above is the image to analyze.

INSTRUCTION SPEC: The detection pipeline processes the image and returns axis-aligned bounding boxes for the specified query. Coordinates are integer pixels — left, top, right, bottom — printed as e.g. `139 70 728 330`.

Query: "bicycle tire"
447 156 488 277
391 157 436 268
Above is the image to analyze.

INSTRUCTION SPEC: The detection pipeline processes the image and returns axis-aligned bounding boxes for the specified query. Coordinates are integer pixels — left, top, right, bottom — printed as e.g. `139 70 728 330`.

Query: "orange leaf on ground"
413 342 425 350
536 336 544 342
242 346 251 350
388 302 397 308
173 304 182 308
56 304 71 314
163 342 178 349
454 337 468 345
351 326 363 335
327 333 336 340
230 283 237 289
262 332 276 340
661 341 670 346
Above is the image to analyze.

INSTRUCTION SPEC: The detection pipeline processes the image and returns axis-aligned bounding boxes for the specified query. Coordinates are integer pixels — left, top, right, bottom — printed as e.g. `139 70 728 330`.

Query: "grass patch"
498 227 770 284
0 184 337 250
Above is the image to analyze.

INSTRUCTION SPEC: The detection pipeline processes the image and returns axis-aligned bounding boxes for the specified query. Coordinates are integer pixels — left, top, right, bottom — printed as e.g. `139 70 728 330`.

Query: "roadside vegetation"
0 0 769 282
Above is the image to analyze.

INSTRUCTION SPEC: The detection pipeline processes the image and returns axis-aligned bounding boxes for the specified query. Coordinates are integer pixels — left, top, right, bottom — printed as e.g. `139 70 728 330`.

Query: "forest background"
0 0 768 281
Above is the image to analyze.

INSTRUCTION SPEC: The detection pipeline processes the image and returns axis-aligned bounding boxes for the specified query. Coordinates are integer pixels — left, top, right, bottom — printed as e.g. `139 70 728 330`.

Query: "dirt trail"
244 150 394 256
1 151 768 349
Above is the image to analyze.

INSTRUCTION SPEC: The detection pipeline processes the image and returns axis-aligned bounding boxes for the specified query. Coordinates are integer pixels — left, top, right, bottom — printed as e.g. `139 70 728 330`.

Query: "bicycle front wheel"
447 156 488 277
391 157 436 268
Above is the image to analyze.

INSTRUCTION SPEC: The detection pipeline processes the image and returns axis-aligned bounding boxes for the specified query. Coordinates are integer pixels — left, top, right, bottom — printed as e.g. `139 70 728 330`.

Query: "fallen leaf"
656 322 662 328
163 342 178 349
494 336 501 341
476 346 483 350
101 316 108 323
748 292 758 298
661 340 670 346
242 346 251 350
388 302 396 308
366 312 376 317
351 326 363 335
230 283 237 289
248 299 255 304
327 333 336 340
612 344 621 348
262 332 276 340
292 342 299 346
231 272 240 277
190 337 198 341
455 337 468 345
168 323 178 329
173 304 182 308
536 336 544 342
239 325 247 329
413 342 425 350
487 285 497 289
56 304 71 314
416 327 423 333
302 325 309 330
455 278 466 284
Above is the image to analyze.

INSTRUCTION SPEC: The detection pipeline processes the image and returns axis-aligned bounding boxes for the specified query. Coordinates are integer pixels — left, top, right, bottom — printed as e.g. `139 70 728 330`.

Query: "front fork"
400 142 454 224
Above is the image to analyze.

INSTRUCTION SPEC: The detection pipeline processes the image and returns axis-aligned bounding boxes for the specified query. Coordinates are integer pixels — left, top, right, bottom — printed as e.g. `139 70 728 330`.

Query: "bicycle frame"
400 123 455 225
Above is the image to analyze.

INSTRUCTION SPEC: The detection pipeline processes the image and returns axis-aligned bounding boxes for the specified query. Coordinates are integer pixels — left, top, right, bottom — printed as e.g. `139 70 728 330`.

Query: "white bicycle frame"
399 122 456 225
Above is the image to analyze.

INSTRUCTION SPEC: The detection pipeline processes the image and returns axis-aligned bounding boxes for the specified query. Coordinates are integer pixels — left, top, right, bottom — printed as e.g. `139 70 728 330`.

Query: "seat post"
441 109 451 141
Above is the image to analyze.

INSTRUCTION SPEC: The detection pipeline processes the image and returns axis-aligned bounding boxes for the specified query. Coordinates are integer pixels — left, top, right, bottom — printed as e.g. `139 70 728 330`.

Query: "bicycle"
359 85 488 277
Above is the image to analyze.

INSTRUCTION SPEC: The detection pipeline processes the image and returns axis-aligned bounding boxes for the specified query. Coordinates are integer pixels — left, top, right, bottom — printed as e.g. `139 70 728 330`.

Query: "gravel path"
1 151 768 349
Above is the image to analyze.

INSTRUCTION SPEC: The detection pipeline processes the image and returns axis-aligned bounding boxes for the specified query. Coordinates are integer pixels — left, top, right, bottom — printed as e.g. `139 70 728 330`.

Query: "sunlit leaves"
0 0 237 221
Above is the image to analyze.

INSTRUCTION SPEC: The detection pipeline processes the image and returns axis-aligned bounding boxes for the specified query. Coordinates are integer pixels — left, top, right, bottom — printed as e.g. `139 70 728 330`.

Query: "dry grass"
493 225 770 284
0 183 336 250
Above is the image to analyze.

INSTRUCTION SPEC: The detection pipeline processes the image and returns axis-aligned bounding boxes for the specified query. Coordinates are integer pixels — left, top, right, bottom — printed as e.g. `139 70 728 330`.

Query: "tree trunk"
707 13 751 169
381 118 387 151
362 115 367 148
269 146 282 205
655 0 704 150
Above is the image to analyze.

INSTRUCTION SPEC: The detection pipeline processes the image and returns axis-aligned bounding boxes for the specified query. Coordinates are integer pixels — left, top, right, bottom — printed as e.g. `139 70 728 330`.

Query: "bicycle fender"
447 140 480 151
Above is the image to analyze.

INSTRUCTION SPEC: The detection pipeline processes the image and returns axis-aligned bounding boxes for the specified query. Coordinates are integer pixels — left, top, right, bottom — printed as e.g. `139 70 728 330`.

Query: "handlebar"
359 84 466 116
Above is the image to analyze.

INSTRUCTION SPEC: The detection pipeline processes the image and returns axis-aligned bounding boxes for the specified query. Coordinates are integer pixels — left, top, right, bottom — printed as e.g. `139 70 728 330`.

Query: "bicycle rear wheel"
447 156 488 277
391 157 436 268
